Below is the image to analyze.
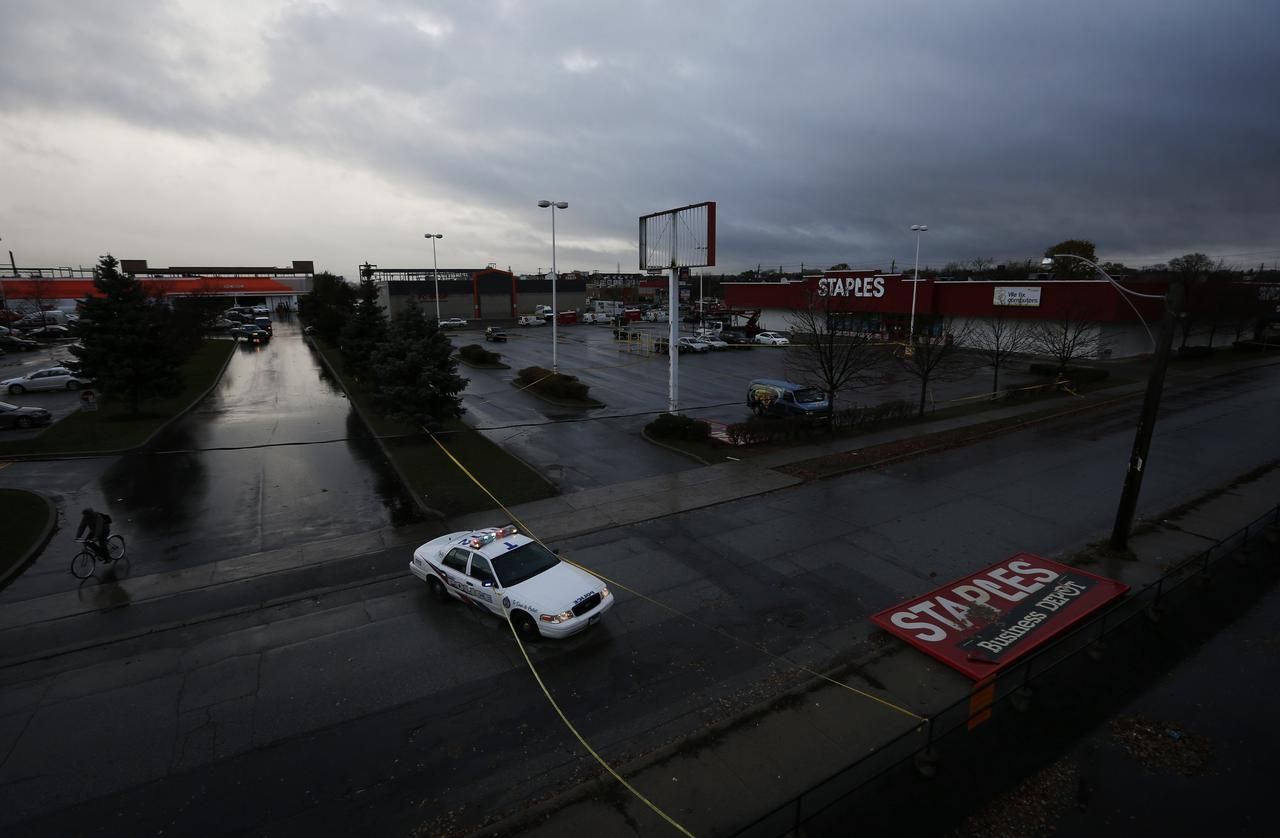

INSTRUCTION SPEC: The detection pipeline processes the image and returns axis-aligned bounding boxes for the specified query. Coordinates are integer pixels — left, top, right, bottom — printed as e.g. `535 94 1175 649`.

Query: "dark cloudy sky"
2 0 1278 277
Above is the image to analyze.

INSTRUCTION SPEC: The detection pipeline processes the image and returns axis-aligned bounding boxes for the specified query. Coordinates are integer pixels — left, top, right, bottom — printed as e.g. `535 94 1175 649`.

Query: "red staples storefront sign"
871 553 1128 680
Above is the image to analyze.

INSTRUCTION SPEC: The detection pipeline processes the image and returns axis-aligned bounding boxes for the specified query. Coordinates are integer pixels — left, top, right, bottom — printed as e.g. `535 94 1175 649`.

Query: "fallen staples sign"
871 553 1129 680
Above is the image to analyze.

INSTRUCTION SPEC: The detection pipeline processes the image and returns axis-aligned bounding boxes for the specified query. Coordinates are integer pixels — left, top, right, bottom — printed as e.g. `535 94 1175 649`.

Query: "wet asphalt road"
0 319 419 602
2 321 1040 602
3 361 1278 836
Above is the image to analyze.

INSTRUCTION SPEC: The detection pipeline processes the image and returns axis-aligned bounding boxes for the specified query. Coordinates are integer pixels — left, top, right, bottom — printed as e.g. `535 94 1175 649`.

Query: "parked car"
439 318 469 329
517 315 546 327
720 330 752 345
753 331 791 346
747 379 829 417
0 401 53 430
0 334 39 352
1 367 92 394
15 310 71 328
410 524 613 640
676 336 711 353
210 318 237 331
696 333 729 350
484 327 509 343
26 325 72 341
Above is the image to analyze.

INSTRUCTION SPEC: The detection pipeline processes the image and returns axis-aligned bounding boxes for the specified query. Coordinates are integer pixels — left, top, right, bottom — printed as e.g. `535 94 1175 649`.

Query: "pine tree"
70 255 185 415
300 272 356 343
368 297 467 428
340 269 388 374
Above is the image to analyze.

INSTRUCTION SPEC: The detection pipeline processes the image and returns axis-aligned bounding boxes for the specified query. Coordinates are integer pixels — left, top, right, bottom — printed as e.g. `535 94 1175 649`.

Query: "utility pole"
1110 279 1187 550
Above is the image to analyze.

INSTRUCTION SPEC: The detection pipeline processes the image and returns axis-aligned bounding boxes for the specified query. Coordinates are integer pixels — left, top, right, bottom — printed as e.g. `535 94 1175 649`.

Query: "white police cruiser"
410 525 613 640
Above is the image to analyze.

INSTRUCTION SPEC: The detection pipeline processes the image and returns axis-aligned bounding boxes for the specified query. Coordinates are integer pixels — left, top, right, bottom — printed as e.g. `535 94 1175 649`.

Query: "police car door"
438 547 471 600
464 553 505 616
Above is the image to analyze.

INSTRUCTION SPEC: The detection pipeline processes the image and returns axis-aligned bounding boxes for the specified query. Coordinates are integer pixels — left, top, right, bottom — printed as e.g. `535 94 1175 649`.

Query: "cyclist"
76 507 113 561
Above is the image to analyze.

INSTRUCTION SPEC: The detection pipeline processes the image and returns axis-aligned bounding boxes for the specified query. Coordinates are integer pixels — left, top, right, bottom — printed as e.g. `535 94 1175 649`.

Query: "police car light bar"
468 525 519 549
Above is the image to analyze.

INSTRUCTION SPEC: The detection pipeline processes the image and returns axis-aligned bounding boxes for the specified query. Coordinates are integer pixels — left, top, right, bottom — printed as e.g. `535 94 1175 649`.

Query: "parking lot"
451 320 1046 490
0 339 86 437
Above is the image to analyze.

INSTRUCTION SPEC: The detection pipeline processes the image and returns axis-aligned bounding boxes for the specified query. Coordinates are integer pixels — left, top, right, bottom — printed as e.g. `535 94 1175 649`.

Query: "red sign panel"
871 553 1128 680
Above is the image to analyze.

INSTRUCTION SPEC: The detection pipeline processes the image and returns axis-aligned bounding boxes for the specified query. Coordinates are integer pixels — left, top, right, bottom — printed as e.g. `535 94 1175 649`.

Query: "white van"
518 315 546 327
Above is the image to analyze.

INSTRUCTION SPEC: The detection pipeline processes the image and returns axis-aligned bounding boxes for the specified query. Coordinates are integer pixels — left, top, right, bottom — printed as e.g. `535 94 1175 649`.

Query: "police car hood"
507 560 601 610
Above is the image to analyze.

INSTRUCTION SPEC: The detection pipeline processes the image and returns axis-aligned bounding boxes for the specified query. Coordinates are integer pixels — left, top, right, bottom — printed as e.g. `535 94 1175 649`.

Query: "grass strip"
310 339 556 516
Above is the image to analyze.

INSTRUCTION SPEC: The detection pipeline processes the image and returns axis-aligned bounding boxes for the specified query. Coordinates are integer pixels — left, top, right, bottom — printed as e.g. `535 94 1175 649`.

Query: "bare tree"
893 318 977 418
1031 298 1107 375
784 290 885 422
25 271 57 318
970 315 1036 398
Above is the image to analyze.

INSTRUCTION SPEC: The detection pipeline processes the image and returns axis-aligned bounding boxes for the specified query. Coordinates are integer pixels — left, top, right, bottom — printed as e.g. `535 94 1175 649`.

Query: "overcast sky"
2 0 1278 278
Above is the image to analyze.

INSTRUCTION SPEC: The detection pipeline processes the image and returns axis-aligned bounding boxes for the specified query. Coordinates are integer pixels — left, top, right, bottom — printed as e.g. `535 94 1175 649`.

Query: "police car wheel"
426 576 448 602
511 611 540 642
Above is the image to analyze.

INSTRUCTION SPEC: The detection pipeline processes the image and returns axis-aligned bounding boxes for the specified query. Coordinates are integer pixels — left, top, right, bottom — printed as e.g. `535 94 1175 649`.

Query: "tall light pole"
537 200 568 372
909 224 928 340
424 233 443 323
1043 253 1173 550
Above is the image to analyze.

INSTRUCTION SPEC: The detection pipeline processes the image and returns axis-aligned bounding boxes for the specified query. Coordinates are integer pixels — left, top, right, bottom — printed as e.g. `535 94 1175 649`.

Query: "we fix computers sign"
871 553 1128 680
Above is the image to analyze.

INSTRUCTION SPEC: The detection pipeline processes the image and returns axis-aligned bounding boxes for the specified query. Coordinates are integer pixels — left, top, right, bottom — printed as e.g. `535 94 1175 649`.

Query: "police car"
410 525 613 640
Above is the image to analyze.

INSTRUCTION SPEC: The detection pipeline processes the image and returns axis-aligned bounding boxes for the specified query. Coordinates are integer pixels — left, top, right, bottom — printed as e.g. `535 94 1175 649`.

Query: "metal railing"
731 502 1280 837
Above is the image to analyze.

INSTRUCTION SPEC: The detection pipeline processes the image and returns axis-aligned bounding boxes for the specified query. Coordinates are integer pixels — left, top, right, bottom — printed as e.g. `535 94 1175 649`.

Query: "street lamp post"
909 224 928 340
424 233 443 323
537 200 568 373
1043 253 1178 550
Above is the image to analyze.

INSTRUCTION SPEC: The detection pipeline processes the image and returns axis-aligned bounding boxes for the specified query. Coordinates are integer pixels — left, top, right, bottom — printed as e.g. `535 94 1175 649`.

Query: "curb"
0 491 58 590
638 426 712 465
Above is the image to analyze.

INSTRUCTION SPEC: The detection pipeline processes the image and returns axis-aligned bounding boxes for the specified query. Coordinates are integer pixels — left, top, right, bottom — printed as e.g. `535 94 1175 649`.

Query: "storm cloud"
2 0 1277 275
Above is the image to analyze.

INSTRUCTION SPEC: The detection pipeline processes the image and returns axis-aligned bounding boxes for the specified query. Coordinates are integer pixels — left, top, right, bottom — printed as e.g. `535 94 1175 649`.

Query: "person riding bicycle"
76 507 113 560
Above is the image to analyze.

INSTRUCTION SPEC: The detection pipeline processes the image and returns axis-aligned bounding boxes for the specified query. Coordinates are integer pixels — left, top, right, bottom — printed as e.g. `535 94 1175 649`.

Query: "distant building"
723 269 1277 359
1 259 315 312
371 266 591 321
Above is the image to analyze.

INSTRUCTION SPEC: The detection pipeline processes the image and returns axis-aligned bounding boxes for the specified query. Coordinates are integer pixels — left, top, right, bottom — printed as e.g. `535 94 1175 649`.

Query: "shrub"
646 412 712 441
516 366 593 402
460 344 501 364
725 415 823 444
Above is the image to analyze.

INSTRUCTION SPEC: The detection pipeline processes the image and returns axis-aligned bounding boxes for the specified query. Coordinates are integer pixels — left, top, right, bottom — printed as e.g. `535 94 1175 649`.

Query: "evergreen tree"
70 255 185 415
340 268 388 374
300 272 356 343
369 297 467 428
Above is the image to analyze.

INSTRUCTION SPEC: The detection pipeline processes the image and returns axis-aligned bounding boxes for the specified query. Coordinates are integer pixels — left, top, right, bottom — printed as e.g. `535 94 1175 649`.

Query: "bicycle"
71 535 127 579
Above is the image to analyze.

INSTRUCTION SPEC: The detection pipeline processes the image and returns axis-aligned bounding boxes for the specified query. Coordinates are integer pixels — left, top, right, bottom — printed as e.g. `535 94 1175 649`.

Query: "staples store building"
724 270 1188 358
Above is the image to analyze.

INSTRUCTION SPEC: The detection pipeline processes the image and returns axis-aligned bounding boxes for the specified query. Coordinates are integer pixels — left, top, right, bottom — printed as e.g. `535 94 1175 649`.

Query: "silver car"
0 367 92 394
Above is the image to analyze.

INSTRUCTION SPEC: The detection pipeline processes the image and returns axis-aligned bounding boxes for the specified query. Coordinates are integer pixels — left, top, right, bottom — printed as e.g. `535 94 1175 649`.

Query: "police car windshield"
491 542 560 587
794 388 824 403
